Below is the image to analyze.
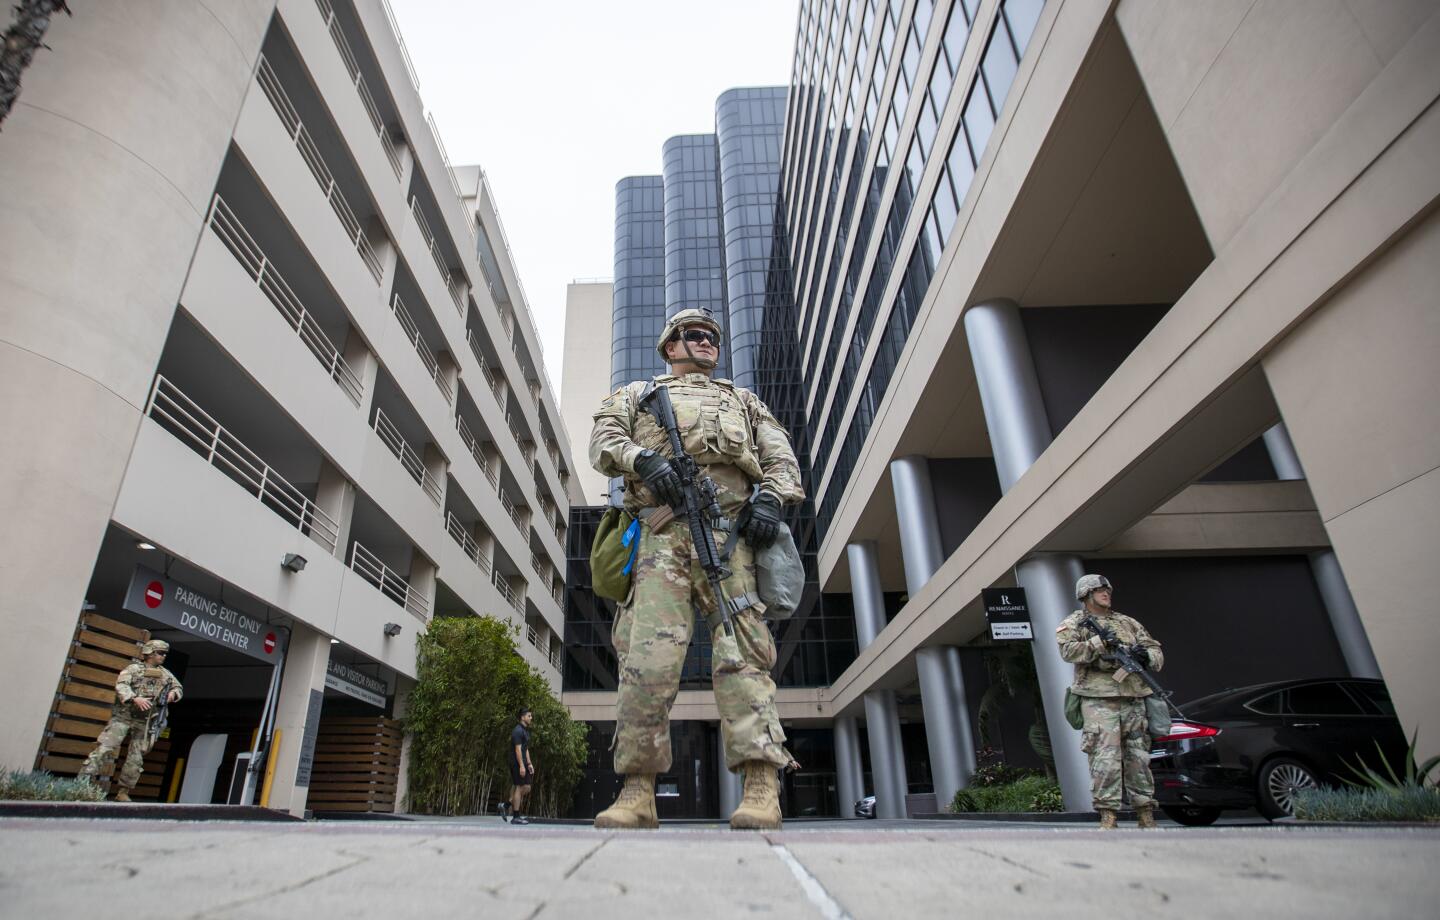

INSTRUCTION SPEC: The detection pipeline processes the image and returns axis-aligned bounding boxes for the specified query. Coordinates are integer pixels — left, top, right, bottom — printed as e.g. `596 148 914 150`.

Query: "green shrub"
0 769 106 802
949 774 1063 813
404 615 589 817
1293 785 1440 822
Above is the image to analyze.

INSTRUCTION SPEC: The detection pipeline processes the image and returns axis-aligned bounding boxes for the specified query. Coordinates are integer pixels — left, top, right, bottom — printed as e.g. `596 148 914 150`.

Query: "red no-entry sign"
145 581 164 609
263 632 277 654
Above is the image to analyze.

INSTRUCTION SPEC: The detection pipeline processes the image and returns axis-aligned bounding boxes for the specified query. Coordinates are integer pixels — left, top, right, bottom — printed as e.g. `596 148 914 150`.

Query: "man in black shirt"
500 707 535 824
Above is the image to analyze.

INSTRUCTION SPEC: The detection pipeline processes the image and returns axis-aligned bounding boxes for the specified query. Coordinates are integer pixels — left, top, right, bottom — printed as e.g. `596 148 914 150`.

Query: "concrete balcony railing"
255 55 383 283
445 510 492 576
465 328 503 405
205 195 363 407
350 541 428 618
145 375 340 552
372 408 442 507
389 293 453 405
498 489 525 536
455 416 499 489
313 0 403 179
409 197 465 316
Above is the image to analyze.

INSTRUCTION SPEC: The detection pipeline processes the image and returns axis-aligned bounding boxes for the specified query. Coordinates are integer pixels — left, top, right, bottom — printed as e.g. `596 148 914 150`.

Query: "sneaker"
498 802 512 823
511 815 530 825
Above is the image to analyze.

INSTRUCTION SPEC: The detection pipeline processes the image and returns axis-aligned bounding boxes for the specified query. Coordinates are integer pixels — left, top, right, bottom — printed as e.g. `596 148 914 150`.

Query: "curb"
0 800 303 822
912 811 1126 823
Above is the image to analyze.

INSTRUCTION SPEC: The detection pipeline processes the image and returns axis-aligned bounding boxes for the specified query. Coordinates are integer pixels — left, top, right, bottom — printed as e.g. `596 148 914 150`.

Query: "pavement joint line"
769 842 852 920
562 835 611 880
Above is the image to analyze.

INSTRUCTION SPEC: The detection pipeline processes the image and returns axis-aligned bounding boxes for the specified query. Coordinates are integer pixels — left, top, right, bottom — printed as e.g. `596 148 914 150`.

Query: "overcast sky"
386 0 801 385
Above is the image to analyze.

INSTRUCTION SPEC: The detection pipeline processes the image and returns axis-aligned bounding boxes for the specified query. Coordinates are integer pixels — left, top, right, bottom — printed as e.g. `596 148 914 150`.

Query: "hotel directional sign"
983 587 1033 640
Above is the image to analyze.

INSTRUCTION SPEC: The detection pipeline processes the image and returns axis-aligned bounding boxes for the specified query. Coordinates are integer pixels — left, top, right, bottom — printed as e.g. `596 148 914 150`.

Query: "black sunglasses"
677 328 720 347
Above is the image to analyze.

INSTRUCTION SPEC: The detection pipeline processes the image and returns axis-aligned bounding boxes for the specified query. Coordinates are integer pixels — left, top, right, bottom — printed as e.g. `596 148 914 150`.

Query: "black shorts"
510 760 534 787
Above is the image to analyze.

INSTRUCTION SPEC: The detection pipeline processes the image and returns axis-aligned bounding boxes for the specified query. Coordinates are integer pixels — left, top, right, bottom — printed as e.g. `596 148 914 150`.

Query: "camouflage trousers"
78 714 152 789
1079 696 1154 809
612 519 790 774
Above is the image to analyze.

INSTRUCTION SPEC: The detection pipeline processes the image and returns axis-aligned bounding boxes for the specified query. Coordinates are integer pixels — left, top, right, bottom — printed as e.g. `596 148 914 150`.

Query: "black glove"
1129 645 1152 669
743 492 784 548
635 450 683 508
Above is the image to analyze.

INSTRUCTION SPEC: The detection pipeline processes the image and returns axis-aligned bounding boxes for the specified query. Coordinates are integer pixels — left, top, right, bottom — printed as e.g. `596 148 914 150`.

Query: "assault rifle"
639 383 736 637
1080 614 1185 719
145 678 176 747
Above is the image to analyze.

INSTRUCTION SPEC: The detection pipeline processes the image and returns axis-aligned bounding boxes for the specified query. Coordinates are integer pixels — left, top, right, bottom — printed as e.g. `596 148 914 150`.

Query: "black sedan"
1150 678 1407 825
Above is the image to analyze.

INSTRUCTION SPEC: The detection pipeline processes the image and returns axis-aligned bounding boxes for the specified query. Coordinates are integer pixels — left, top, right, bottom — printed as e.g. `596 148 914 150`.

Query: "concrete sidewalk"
0 817 1435 919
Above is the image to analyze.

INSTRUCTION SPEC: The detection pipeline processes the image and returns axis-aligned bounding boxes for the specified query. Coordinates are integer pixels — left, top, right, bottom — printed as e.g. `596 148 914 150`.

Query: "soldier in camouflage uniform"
590 308 804 830
78 639 183 801
1056 575 1164 829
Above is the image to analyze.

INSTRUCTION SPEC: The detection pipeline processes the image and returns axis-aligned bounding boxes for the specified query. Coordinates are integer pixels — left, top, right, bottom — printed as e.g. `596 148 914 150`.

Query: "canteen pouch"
755 525 805 620
590 507 640 602
1145 695 1172 738
1064 688 1085 731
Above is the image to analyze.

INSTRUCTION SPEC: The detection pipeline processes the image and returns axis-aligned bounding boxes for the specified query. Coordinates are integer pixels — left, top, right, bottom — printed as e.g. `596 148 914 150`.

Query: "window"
1346 681 1396 717
1245 691 1284 715
1288 682 1364 716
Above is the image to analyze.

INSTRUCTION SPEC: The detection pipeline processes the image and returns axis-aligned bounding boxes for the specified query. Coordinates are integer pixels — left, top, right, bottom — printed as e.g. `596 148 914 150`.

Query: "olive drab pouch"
1145 695 1172 738
1064 688 1085 730
590 507 640 602
755 525 805 620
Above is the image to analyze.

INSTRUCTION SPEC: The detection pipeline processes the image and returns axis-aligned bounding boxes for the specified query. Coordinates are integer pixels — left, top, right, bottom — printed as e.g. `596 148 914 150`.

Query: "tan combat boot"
113 787 133 803
594 774 658 829
1097 809 1118 829
1135 805 1157 829
729 762 783 830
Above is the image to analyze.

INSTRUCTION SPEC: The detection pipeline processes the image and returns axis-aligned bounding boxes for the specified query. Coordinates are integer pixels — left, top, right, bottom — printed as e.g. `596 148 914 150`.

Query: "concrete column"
915 646 976 811
834 715 864 818
472 522 496 567
1310 548 1383 679
717 728 742 818
849 539 910 818
965 298 1091 811
847 541 887 648
1263 424 1382 678
1016 554 1091 811
890 456 946 596
963 299 1053 492
343 326 380 416
372 221 399 294
265 624 332 817
422 443 448 506
437 351 461 415
892 455 976 806
408 553 437 617
863 690 909 819
482 441 504 492
1262 423 1306 481
313 461 356 560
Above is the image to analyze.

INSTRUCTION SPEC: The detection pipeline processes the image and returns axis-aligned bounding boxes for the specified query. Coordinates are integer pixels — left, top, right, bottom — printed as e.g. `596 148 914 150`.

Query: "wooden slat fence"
306 716 401 813
35 613 173 800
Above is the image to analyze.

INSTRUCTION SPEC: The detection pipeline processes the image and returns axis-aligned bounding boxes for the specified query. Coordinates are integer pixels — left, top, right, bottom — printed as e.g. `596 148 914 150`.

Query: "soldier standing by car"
1056 575 1164 829
78 639 182 801
589 307 803 830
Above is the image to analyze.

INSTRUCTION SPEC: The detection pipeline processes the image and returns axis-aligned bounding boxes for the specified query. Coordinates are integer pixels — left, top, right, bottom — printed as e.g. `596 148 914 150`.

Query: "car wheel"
1160 805 1221 827
1257 757 1318 819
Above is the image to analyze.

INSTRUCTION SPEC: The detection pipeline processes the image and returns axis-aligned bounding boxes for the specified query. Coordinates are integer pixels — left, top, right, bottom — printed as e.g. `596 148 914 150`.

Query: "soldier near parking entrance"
590 307 804 830
78 639 183 802
1056 575 1164 829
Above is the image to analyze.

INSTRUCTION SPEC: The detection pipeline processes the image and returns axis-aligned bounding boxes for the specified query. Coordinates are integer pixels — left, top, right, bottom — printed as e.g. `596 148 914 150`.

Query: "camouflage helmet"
1074 574 1113 602
655 308 723 361
140 639 170 656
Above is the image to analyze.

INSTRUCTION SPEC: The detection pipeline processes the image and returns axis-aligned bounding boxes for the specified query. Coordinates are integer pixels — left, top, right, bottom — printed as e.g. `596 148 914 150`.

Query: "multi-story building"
0 0 579 815
565 0 1440 820
561 279 615 505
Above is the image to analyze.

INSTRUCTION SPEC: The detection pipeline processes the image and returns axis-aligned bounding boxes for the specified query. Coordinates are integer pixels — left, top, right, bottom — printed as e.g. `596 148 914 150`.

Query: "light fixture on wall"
136 540 157 551
281 553 308 573
383 622 402 638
